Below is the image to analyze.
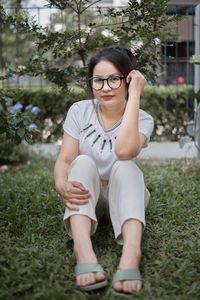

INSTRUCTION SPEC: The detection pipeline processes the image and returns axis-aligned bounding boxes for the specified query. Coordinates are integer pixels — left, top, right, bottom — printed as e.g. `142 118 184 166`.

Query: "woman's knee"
70 155 97 172
110 160 144 181
68 155 100 191
74 154 95 165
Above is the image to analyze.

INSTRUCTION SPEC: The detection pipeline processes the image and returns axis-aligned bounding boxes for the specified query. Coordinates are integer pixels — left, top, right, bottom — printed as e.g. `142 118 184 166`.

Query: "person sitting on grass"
54 46 154 295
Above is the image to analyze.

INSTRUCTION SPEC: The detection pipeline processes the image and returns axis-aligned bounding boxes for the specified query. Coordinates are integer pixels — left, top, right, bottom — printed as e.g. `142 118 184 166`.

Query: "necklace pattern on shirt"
80 101 124 153
80 102 124 153
81 123 117 152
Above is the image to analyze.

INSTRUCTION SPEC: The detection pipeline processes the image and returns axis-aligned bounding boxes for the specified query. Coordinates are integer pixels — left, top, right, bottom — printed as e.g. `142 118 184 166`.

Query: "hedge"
141 84 196 141
0 84 196 143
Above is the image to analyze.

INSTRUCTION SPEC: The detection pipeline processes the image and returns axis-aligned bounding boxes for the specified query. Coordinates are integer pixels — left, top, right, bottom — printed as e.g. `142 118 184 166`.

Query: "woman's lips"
102 95 114 100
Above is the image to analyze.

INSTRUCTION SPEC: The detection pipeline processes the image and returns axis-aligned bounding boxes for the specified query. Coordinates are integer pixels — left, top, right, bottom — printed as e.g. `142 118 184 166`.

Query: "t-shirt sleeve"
138 109 154 148
63 103 80 140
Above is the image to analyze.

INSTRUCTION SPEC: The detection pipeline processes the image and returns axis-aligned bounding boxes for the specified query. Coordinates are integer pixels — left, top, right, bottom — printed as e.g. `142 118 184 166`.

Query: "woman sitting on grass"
54 47 154 295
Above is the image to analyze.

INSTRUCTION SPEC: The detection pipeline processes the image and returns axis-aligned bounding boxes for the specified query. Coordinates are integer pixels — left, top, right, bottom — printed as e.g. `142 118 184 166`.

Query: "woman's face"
92 60 127 107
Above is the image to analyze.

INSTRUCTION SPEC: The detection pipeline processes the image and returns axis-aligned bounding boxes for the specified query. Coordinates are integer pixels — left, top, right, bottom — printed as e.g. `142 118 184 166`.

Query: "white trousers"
63 155 150 245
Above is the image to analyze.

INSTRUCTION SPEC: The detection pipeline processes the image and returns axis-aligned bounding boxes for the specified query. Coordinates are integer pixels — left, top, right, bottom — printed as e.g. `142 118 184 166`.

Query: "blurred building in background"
160 0 200 85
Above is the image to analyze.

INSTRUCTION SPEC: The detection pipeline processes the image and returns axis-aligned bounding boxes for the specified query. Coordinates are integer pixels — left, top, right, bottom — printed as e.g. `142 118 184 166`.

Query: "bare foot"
74 243 105 287
113 248 142 294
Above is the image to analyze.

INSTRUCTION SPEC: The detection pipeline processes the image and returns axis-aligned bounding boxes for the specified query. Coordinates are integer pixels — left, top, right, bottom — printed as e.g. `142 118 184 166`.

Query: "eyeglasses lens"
108 77 121 89
92 78 103 90
91 76 122 90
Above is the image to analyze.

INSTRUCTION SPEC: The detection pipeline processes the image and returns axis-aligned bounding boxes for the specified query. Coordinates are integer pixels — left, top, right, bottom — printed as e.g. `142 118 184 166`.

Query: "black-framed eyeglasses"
89 75 125 91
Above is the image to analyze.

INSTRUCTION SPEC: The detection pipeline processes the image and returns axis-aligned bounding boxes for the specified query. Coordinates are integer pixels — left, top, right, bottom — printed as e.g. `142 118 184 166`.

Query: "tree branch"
78 0 82 12
66 2 78 13
89 19 130 30
80 0 102 14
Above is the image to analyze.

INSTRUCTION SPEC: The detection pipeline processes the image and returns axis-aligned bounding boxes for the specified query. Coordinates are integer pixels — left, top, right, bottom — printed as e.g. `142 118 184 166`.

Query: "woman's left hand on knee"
59 181 91 211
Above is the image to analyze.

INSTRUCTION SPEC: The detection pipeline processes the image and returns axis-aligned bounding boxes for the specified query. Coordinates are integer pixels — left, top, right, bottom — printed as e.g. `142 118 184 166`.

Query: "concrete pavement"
29 141 199 160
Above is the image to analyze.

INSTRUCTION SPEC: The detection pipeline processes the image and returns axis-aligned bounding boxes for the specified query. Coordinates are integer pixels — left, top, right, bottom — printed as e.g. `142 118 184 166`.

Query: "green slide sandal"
111 267 142 296
75 262 108 292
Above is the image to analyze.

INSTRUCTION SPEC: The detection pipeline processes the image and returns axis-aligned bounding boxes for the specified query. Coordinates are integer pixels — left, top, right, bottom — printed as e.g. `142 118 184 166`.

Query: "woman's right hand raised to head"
56 181 91 211
126 70 147 97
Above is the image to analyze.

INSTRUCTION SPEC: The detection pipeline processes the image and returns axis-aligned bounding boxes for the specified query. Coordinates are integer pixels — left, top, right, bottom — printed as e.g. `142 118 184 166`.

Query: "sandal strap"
75 262 104 276
112 268 141 285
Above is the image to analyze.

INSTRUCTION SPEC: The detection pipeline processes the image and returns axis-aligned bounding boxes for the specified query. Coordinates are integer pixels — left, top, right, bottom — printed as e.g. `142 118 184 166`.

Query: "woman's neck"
99 101 126 121
98 100 126 130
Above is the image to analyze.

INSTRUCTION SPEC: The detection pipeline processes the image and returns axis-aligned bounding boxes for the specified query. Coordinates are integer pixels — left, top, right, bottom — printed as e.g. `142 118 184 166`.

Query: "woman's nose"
102 79 111 91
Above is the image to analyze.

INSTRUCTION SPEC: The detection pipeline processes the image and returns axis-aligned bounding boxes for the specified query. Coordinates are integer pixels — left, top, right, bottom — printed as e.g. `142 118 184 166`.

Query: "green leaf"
24 135 33 145
17 128 25 138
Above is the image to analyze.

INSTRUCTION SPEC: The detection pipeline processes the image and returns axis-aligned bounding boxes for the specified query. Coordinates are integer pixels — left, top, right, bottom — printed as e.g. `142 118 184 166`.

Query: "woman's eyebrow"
92 73 121 77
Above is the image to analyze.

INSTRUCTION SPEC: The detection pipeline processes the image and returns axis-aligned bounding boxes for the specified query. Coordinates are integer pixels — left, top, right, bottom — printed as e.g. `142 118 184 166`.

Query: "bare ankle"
73 241 97 264
123 242 141 254
120 245 142 269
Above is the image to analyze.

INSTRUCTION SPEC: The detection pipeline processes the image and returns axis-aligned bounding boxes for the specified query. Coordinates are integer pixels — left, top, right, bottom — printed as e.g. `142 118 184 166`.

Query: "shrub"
0 134 31 164
0 84 196 144
0 89 40 144
0 89 40 163
0 87 86 143
141 84 195 141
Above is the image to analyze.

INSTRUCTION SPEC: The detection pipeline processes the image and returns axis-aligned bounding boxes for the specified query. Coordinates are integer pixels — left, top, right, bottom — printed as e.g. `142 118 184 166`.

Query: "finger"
68 187 91 195
65 192 91 203
70 198 89 205
65 187 91 198
70 181 88 191
66 202 79 211
126 70 135 83
62 190 90 202
69 193 91 200
62 195 89 206
126 74 132 83
68 187 90 196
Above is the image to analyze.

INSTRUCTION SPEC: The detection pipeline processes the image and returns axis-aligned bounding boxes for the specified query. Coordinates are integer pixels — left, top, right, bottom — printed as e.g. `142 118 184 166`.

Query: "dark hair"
87 47 137 98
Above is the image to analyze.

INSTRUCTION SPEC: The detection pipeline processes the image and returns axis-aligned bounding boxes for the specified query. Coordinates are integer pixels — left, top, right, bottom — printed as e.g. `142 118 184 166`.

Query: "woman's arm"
54 132 78 184
115 70 147 160
54 132 91 210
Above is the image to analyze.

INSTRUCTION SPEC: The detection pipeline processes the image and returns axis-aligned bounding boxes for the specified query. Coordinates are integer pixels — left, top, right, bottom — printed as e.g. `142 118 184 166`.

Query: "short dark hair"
87 47 137 98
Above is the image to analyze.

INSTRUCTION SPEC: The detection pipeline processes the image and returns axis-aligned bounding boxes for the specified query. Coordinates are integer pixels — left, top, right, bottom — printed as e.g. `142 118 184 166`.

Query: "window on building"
161 41 195 85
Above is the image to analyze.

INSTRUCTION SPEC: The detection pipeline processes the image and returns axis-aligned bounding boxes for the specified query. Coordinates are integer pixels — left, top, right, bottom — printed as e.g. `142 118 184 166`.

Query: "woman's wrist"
128 91 141 102
55 178 68 192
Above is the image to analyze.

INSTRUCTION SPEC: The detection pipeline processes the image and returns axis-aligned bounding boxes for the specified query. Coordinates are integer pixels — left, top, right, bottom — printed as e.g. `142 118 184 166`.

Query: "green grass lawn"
0 157 199 300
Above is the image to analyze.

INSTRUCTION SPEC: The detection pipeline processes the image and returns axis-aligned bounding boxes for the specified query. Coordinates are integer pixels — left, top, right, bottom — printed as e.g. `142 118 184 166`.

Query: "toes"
135 280 142 292
113 282 123 292
121 280 142 294
96 272 105 282
76 274 81 286
81 274 87 286
77 271 105 287
89 273 96 285
84 273 90 286
76 272 96 286
123 281 132 294
113 280 142 294
85 273 95 286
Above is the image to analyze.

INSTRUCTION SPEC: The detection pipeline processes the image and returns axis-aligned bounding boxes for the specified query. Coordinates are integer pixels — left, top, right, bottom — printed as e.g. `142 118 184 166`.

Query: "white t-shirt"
63 99 154 180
